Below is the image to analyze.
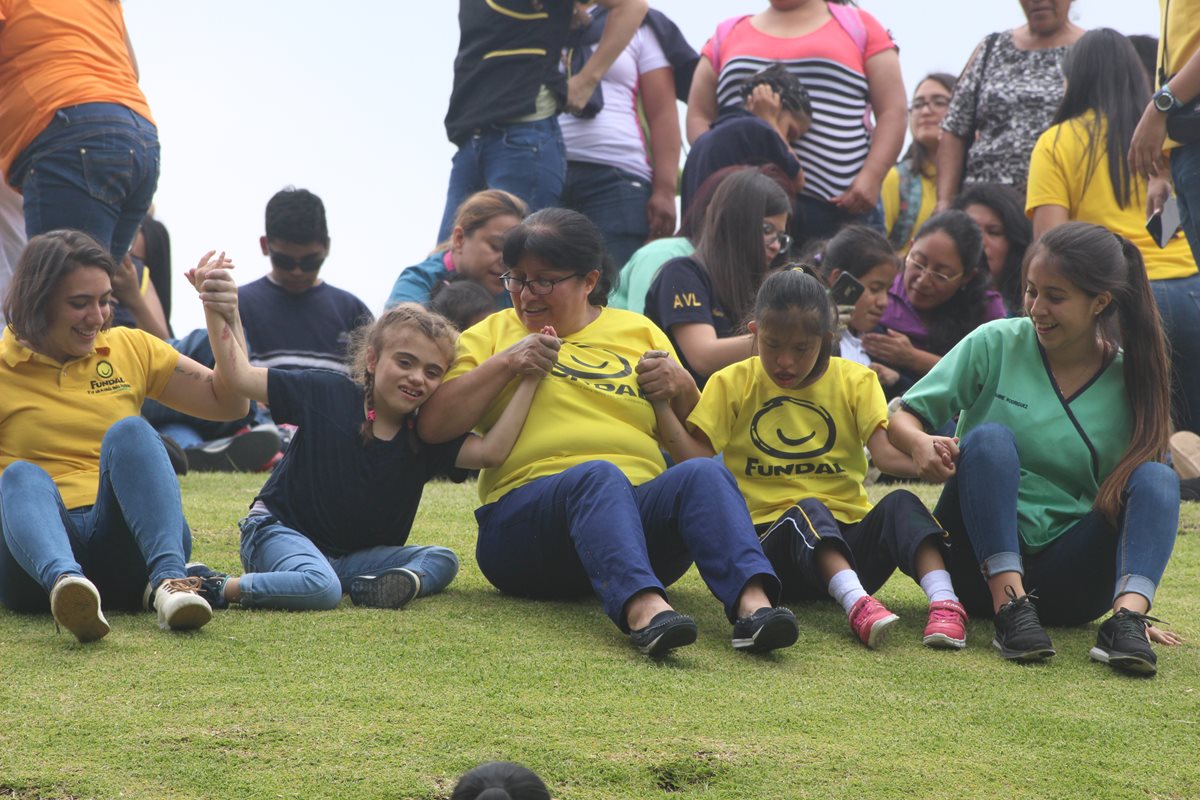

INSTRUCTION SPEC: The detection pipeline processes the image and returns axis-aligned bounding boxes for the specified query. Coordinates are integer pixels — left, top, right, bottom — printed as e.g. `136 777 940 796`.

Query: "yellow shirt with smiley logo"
0 326 179 509
448 307 675 505
688 356 887 525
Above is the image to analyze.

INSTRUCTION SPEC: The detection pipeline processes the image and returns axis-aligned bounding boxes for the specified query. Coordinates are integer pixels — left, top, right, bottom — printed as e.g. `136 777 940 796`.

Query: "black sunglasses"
269 250 326 272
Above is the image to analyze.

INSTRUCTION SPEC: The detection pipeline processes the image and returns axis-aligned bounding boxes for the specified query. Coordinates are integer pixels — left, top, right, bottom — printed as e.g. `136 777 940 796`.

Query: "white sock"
828 569 868 615
919 569 958 603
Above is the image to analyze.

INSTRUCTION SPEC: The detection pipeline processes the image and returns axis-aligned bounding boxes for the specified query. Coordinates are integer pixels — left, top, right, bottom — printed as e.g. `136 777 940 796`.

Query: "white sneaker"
50 575 110 643
149 577 213 631
1170 431 1200 480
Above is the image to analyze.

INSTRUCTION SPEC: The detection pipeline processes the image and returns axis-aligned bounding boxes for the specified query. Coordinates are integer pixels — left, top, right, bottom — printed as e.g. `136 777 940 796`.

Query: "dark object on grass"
452 762 550 800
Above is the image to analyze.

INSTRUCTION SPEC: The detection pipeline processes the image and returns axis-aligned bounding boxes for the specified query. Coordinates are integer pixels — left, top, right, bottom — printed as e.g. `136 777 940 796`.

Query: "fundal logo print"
749 397 837 459
550 344 633 380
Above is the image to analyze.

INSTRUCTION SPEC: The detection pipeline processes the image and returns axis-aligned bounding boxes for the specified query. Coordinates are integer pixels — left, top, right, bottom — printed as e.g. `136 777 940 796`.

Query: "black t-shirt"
680 107 801 217
444 0 572 145
255 370 468 556
643 256 734 387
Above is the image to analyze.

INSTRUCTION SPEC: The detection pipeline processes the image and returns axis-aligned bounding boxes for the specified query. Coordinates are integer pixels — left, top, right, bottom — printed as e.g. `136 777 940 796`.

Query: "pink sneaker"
848 596 899 648
923 599 968 649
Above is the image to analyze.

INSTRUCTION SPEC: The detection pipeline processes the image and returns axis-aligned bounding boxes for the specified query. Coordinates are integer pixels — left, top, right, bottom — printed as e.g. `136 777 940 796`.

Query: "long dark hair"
694 170 791 329
820 225 896 281
902 72 957 176
1029 223 1170 522
910 210 990 355
953 183 1031 315
1053 29 1150 208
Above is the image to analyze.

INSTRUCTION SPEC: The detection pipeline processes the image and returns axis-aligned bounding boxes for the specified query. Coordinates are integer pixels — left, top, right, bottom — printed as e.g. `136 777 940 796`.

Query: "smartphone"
829 271 865 306
1146 194 1182 249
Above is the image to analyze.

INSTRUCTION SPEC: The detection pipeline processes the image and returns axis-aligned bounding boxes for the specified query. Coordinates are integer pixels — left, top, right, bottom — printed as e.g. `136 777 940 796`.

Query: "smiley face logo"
96 361 114 379
749 396 836 459
551 343 633 380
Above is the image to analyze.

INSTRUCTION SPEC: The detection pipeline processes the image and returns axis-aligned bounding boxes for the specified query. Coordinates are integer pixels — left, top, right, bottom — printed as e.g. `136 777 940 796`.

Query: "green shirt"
902 317 1131 551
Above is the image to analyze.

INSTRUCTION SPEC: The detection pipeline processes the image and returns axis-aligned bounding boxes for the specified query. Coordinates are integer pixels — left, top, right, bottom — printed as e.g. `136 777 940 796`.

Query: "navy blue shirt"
238 276 373 374
643 256 734 388
680 107 801 217
255 369 468 556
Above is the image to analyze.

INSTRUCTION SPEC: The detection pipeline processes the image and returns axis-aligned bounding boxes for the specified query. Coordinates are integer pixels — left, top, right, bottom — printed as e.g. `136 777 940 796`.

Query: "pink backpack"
710 3 874 132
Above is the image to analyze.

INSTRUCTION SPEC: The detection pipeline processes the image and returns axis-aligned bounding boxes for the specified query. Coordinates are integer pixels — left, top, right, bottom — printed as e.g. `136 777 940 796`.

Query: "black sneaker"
731 606 799 653
992 586 1055 661
349 568 420 609
185 425 282 472
1181 476 1200 503
628 610 698 657
185 562 231 610
1089 608 1160 676
161 435 188 476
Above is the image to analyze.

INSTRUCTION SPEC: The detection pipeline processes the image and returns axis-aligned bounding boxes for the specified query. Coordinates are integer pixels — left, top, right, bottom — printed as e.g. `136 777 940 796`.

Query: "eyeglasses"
910 96 951 112
499 272 581 295
906 252 962 285
763 224 792 253
269 250 326 272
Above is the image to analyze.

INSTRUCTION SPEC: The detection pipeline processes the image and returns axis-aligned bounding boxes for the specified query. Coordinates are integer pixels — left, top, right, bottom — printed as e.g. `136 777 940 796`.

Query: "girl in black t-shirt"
184 258 541 611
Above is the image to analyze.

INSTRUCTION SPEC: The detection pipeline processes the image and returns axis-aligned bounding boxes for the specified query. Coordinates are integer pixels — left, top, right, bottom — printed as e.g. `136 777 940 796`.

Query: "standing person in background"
882 73 956 254
686 0 907 242
241 188 372 375
558 3 692 269
936 0 1083 208
0 0 159 261
437 0 648 243
132 214 173 335
952 184 1030 317
388 190 527 311
0 182 23 325
1028 28 1200 436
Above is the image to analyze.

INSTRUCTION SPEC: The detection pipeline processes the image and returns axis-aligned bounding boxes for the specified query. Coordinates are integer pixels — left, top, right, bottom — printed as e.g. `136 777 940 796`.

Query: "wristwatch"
1154 85 1181 113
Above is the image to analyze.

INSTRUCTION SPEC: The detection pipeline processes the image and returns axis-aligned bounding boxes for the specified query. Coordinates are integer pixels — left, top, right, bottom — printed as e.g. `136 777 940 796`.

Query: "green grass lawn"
1 475 1197 800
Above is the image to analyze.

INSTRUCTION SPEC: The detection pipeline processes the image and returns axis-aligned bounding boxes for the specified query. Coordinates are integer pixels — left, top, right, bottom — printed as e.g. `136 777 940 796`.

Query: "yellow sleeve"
686 361 742 454
852 364 889 445
1025 124 1072 218
136 328 182 400
881 166 900 238
447 311 511 380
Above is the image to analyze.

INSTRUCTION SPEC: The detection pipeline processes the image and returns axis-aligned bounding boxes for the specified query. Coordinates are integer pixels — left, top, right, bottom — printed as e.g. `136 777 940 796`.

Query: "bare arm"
640 66 681 239
123 26 139 81
1131 43 1200 178
886 408 957 483
865 425 919 478
1030 204 1069 242
832 49 907 214
192 259 269 406
635 351 701 423
670 323 753 380
860 330 940 378
652 398 716 463
455 374 540 469
418 334 561 443
567 0 649 113
934 132 967 212
111 255 168 340
685 56 718 144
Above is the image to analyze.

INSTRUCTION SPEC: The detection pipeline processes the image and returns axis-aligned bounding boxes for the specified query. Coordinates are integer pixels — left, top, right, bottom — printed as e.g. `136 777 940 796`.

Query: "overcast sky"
121 0 1157 334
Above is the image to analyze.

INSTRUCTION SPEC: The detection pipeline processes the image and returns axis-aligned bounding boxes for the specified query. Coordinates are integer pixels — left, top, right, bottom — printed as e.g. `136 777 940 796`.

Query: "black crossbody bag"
1162 0 1200 143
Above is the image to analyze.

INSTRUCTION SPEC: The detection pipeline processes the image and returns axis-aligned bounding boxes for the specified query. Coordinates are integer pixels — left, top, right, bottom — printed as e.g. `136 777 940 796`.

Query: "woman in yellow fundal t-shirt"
0 233 250 643
418 208 800 658
1027 28 1200 435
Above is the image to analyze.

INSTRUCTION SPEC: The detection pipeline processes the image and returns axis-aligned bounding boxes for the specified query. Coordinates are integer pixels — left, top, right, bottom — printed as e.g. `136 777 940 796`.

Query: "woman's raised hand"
505 331 561 377
187 251 238 325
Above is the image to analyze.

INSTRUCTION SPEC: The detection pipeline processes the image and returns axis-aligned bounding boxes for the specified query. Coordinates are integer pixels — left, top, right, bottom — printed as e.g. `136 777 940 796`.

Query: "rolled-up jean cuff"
980 552 1023 578
1114 575 1157 608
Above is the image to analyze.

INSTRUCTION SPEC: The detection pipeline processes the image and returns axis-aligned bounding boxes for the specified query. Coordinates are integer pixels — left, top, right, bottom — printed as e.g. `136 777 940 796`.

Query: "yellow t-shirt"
688 356 888 526
0 326 179 508
881 163 936 255
1161 0 1200 150
1027 112 1198 281
446 307 674 504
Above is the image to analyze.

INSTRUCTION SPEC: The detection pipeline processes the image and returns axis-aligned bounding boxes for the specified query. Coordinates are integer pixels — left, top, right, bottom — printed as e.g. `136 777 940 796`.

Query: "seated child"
429 273 495 331
184 259 542 610
653 268 968 648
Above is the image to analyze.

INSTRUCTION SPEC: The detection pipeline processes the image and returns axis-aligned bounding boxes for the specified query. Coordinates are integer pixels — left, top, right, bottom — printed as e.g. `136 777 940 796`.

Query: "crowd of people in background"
2 0 1198 721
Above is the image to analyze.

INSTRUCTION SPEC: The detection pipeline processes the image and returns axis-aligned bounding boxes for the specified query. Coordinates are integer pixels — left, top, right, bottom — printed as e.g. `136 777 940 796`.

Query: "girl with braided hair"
183 257 541 611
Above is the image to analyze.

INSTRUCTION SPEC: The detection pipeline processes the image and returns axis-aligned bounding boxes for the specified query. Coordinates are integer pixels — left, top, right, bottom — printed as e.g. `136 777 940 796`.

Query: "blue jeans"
1171 141 1200 265
0 417 191 612
237 514 460 610
1151 273 1200 434
9 103 160 261
934 423 1179 625
796 193 886 246
474 459 780 631
561 161 651 269
437 117 566 242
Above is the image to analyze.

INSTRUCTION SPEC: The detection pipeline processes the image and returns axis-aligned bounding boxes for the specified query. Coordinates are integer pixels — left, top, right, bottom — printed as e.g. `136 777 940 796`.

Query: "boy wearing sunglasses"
239 188 373 375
